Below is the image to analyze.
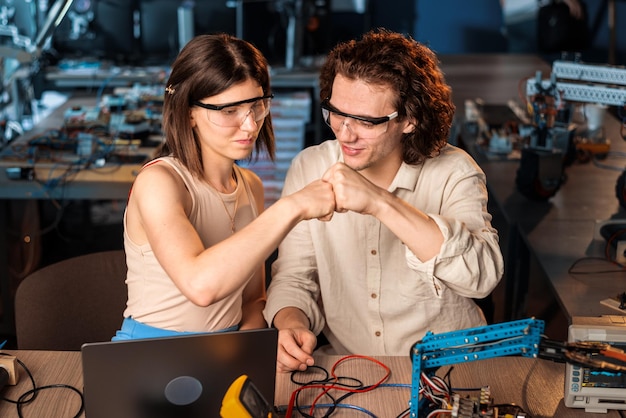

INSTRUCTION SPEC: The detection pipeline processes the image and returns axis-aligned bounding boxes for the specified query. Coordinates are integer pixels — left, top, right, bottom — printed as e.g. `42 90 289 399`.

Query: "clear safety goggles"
193 94 273 127
321 99 398 139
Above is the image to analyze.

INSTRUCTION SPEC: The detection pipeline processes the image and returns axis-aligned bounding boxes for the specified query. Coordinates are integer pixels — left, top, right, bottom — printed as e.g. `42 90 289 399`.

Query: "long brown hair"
159 33 275 179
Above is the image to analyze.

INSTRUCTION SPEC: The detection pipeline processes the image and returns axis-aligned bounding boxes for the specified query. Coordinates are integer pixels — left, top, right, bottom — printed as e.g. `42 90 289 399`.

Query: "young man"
263 29 504 372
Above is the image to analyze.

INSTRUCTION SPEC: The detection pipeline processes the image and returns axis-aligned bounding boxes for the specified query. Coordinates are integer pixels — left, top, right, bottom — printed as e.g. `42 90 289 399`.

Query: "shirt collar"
388 162 422 193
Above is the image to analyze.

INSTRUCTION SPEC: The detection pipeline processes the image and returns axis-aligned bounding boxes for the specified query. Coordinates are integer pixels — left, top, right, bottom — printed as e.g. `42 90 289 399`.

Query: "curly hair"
159 33 275 179
319 28 455 164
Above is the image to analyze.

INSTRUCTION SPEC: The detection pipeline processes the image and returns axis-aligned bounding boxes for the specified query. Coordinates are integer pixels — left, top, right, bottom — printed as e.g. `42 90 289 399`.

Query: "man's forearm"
272 307 311 330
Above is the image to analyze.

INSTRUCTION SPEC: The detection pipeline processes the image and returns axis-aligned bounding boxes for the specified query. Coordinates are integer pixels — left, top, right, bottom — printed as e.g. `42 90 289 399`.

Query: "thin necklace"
207 171 239 234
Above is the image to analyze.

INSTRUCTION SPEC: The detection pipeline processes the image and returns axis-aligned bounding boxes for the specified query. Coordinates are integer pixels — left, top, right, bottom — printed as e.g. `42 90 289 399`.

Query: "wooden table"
0 350 621 418
0 350 84 418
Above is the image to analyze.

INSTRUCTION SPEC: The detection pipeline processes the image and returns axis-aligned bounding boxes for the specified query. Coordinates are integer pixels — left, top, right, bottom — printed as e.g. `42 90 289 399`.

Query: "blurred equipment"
52 0 136 64
177 1 194 51
520 59 626 200
1 0 72 62
270 0 309 70
1 0 73 145
331 0 367 13
516 68 575 200
65 0 95 41
537 0 590 53
227 0 330 70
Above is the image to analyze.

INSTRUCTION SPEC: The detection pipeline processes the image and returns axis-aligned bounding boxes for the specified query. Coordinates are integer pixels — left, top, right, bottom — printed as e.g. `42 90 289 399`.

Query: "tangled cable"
419 372 452 415
282 354 391 417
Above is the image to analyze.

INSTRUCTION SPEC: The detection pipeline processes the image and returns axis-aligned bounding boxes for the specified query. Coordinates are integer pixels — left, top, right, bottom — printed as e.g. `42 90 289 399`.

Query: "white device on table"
565 316 626 413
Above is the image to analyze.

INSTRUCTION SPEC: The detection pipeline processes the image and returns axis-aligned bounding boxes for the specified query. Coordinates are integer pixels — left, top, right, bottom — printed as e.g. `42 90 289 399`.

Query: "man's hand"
272 307 317 372
321 162 382 215
276 328 317 373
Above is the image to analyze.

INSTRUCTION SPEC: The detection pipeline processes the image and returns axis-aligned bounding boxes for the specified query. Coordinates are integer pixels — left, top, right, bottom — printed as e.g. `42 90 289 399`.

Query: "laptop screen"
81 328 278 418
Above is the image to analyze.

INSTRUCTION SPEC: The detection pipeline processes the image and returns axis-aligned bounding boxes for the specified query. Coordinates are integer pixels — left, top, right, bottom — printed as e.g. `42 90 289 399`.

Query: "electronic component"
108 112 151 141
411 317 626 416
63 106 107 132
220 374 276 418
5 166 34 181
450 387 494 418
76 132 96 157
410 318 544 417
565 316 626 413
101 94 128 110
526 60 626 206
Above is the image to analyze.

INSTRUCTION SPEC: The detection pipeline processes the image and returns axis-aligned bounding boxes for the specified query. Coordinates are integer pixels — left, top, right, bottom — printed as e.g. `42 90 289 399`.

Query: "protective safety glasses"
321 99 398 139
193 94 273 127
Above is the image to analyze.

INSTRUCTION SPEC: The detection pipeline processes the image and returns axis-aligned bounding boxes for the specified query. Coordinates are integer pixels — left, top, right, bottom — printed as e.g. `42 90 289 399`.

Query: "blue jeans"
112 317 238 341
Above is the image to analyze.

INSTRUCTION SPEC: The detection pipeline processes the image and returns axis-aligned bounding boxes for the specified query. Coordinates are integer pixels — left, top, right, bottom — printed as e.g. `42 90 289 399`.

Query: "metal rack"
526 60 626 105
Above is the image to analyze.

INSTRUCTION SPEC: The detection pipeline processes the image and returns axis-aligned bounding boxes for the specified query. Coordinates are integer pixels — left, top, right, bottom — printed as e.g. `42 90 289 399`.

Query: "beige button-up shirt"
264 140 504 355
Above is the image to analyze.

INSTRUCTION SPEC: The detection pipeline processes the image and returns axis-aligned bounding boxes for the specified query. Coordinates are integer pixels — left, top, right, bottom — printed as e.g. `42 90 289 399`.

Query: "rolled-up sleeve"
403 150 504 299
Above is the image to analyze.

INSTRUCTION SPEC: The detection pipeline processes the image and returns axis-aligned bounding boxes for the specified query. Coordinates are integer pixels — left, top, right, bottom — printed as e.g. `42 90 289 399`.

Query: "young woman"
113 34 334 340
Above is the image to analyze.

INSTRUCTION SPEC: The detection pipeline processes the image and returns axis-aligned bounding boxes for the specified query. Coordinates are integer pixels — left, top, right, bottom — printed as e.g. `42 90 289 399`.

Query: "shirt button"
370 249 377 255
371 293 377 299
375 331 381 337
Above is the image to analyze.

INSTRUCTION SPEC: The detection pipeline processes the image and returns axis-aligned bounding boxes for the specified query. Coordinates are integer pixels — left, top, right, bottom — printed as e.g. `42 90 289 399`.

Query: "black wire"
0 352 84 418
290 365 329 386
441 366 453 390
394 407 410 418
289 365 367 418
568 256 626 275
17 384 84 418
294 376 365 417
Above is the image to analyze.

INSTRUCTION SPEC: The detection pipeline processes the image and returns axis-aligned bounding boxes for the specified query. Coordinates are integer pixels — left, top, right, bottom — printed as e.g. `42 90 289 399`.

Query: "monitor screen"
580 342 626 389
138 0 237 66
52 0 137 64
138 0 179 65
192 0 236 37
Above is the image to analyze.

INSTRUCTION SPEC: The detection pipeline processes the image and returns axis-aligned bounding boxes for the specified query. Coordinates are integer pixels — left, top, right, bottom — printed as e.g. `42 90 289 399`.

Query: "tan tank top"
123 156 259 332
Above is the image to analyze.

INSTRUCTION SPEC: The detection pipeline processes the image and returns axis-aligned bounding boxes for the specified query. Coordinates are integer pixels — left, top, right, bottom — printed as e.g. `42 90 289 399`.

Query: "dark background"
45 0 626 68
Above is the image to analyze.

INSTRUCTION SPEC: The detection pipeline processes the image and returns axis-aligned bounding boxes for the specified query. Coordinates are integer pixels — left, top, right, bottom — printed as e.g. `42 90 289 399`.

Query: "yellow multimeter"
220 375 276 418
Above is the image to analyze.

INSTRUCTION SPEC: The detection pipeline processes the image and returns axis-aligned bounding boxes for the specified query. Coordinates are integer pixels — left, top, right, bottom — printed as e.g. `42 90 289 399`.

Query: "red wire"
600 346 626 363
284 354 391 417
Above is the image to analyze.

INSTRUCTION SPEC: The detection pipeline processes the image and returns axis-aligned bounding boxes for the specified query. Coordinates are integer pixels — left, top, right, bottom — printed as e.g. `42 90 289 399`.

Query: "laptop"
81 328 278 418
